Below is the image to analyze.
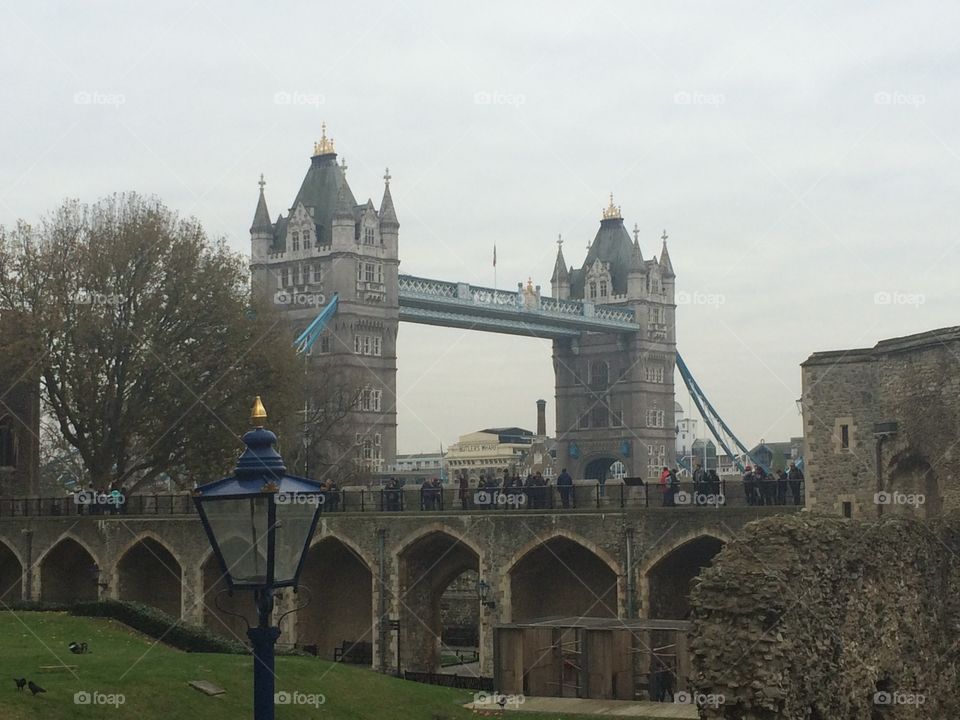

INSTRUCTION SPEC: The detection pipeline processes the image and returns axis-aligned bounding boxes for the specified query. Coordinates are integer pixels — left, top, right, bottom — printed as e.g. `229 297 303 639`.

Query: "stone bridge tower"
550 195 676 481
249 126 399 476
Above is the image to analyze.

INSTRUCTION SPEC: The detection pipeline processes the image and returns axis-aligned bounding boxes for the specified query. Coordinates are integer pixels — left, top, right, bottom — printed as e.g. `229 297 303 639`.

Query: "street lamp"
478 579 496 609
193 397 325 720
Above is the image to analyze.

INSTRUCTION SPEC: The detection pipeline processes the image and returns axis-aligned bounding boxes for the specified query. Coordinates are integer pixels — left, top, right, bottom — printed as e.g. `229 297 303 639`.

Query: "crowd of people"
742 461 804 506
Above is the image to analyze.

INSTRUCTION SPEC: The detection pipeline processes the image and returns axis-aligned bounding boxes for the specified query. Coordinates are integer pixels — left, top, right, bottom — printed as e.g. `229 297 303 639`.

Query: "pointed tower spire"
659 229 675 277
379 167 399 227
551 234 569 283
333 183 354 220
629 223 644 271
250 173 272 232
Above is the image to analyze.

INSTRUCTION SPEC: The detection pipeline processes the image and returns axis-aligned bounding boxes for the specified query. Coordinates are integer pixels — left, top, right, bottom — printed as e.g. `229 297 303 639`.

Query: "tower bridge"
250 130 678 481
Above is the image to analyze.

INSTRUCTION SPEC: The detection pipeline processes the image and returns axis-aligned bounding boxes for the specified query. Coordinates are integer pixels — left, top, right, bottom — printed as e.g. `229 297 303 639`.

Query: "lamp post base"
248 624 281 720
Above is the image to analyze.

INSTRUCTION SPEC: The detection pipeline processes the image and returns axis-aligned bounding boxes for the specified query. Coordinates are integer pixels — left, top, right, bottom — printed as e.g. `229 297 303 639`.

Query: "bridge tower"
249 126 399 476
550 195 676 481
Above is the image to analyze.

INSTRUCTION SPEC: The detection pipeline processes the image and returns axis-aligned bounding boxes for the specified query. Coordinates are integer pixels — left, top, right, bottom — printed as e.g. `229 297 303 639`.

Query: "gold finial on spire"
250 396 267 425
312 122 336 156
602 192 622 220
527 276 534 292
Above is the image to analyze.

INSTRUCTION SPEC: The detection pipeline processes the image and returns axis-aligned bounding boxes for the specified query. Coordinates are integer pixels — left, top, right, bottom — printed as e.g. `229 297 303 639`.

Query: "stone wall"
801 326 960 518
689 513 960 719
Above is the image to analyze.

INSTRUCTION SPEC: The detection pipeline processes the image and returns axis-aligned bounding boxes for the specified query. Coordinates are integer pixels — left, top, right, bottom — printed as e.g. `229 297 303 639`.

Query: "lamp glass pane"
204 496 270 586
273 494 320 585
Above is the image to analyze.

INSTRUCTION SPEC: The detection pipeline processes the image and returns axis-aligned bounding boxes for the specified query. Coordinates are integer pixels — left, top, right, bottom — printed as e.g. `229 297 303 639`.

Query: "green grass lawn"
0 611 614 719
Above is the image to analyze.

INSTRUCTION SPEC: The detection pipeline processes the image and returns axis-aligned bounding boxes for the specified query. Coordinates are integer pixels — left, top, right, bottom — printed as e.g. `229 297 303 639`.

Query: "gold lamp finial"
250 396 267 425
312 122 336 156
602 192 622 220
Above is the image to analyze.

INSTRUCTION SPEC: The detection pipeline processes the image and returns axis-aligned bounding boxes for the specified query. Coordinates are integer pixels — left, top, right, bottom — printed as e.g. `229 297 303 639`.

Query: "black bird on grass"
68 641 89 655
13 678 26 691
27 681 45 696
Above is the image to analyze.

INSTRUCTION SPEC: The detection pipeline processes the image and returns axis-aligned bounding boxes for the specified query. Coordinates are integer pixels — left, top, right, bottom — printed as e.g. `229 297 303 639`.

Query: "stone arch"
396 527 481 672
886 450 940 519
639 531 729 620
39 535 100 602
0 537 24 602
201 542 256 642
582 454 625 483
507 530 621 622
297 535 374 661
115 535 183 618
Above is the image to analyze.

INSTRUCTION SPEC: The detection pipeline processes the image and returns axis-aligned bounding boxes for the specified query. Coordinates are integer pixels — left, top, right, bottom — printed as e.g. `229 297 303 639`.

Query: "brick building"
801 326 960 518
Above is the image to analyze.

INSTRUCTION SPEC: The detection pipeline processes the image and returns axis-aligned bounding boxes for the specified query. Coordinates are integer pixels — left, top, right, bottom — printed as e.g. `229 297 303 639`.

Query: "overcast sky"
2 1 958 454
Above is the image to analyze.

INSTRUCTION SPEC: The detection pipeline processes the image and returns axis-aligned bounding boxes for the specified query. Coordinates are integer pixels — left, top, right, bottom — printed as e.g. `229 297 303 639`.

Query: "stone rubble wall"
689 512 960 719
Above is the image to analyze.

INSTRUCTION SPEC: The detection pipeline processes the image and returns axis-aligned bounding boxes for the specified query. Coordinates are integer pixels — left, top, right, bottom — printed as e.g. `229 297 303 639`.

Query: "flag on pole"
493 244 497 267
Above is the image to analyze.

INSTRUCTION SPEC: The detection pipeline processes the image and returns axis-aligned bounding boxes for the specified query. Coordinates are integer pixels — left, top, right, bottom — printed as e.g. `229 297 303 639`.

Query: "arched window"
0 417 17 468
590 361 609 390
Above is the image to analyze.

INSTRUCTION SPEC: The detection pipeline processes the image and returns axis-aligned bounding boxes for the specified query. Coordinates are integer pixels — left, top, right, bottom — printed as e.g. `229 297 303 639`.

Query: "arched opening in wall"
202 539 258 641
116 538 182 618
398 531 480 673
40 538 98 602
583 457 619 483
510 537 617 622
440 568 480 662
646 536 725 620
297 537 373 662
886 452 940 519
0 540 23 601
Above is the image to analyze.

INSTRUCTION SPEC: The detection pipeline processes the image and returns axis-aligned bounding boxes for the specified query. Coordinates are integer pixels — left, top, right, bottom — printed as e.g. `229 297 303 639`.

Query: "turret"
626 223 647 298
550 234 570 299
331 185 356 248
250 174 273 262
379 168 399 257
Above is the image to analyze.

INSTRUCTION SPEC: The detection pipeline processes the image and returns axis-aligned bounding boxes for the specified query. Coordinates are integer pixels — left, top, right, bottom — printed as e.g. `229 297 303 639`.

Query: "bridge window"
0 418 16 468
319 334 330 354
280 268 290 287
599 280 607 297
611 409 623 427
354 333 382 357
589 361 609 389
292 231 300 252
359 387 382 412
355 433 383 470
311 263 321 283
646 409 665 428
590 406 608 428
644 366 664 383
589 281 597 299
840 424 849 449
364 227 375 245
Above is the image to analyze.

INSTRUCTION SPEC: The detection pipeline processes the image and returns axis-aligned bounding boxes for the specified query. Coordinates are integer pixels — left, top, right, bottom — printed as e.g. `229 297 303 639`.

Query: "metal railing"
0 481 805 518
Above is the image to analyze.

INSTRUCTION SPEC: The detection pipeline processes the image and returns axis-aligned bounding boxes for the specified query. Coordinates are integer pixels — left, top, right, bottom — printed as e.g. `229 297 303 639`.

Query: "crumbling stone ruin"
689 513 960 719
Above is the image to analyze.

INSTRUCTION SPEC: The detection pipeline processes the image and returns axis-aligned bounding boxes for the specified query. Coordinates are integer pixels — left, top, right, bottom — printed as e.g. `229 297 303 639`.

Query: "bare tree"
0 194 302 492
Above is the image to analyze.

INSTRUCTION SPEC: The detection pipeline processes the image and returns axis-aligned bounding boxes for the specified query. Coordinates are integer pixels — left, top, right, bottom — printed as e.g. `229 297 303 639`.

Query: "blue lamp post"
193 397 324 720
